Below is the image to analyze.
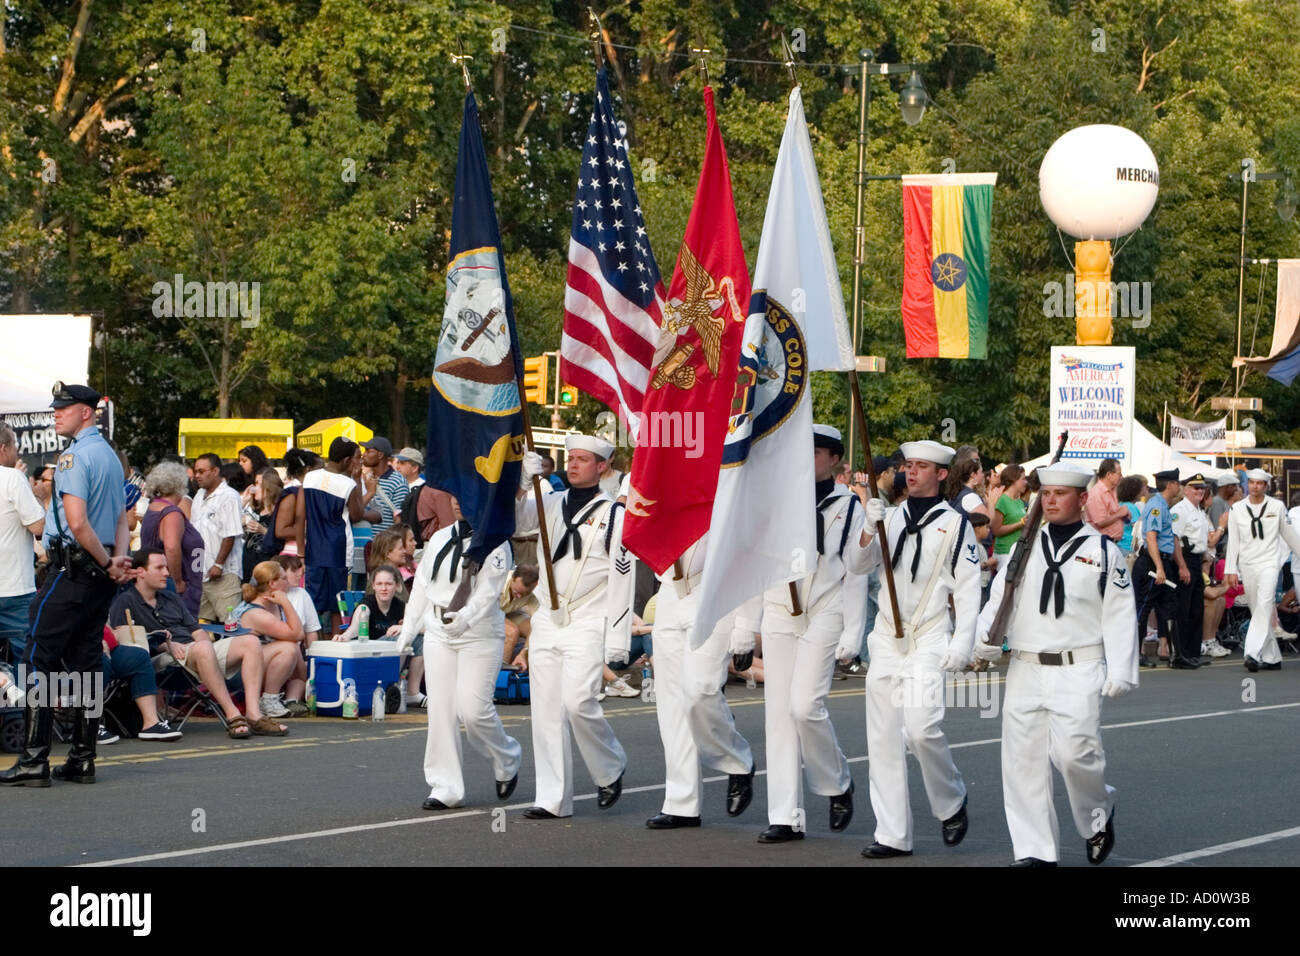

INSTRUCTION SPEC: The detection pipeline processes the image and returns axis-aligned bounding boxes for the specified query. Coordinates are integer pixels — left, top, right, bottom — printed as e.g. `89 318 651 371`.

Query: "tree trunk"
219 316 231 417
389 369 409 448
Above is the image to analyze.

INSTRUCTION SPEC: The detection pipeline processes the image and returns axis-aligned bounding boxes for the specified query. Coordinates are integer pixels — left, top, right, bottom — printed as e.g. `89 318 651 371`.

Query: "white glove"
729 626 756 656
864 496 886 528
1101 678 1134 698
939 644 972 672
441 610 469 638
973 639 1003 663
606 648 629 668
835 632 860 663
520 450 544 485
393 630 414 655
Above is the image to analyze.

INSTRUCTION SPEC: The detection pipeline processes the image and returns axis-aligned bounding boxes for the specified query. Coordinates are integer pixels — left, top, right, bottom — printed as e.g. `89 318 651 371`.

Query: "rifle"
981 430 1069 651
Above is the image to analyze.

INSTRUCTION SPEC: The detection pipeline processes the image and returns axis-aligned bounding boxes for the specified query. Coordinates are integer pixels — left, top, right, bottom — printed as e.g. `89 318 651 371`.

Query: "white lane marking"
77 699 1300 866
1135 825 1300 867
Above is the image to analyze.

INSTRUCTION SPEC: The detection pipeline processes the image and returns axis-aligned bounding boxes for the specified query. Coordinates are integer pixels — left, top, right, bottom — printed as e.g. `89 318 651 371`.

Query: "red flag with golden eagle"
621 86 750 575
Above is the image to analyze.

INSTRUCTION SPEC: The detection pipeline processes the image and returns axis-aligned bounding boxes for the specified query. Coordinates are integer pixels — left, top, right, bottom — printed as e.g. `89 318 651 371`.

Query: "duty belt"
1011 644 1105 666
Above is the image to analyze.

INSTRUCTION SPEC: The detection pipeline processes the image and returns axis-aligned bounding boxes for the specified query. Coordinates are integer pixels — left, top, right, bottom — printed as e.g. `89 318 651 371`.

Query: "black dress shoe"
496 774 518 801
829 781 854 832
1244 655 1260 672
597 772 623 809
1086 809 1115 865
757 824 804 844
523 806 560 819
1171 658 1200 669
421 797 449 811
1138 656 1156 669
1260 661 1282 671
1009 857 1057 867
861 841 912 859
941 796 969 846
646 812 702 830
726 766 755 817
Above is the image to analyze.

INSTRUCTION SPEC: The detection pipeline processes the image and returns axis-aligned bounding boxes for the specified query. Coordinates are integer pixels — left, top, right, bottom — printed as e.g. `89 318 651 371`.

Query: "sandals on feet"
227 715 252 739
249 715 290 736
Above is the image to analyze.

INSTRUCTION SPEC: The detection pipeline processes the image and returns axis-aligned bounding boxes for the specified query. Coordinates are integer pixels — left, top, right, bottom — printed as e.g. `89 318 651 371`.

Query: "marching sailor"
848 439 978 859
1225 468 1300 672
644 532 756 829
1170 474 1214 667
397 499 522 810
516 435 634 818
734 425 863 844
974 461 1137 866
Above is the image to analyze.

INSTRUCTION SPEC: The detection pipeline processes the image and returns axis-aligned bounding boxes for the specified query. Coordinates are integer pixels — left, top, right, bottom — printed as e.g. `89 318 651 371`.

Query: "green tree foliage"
2 0 1297 469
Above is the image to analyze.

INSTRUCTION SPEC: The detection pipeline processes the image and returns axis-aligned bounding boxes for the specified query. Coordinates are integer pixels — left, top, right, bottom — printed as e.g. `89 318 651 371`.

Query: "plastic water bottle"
305 678 316 716
641 664 656 704
371 681 385 721
356 603 370 642
398 675 409 714
341 678 358 719
745 669 757 690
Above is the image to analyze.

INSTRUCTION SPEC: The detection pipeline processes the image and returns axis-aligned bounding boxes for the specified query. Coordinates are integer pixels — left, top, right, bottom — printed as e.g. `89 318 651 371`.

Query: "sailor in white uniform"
644 532 756 829
974 461 1137 866
397 501 521 809
734 425 865 844
848 439 978 859
1225 468 1300 671
516 435 634 818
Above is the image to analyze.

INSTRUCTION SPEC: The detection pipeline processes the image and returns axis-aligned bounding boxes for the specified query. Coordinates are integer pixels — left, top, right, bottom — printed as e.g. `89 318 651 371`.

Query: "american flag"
561 68 664 438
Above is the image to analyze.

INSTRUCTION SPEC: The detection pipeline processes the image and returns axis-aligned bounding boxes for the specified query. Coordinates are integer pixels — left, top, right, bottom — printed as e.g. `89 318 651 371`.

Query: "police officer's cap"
50 381 101 409
1182 473 1207 486
1154 468 1180 483
812 424 844 457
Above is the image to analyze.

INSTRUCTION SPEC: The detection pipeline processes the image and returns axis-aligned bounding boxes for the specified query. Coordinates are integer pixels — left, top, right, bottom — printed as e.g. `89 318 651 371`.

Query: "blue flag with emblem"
425 91 526 564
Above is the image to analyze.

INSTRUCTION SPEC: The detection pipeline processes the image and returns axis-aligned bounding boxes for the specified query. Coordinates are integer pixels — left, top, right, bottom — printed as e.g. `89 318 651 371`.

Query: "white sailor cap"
1245 468 1272 482
898 440 956 466
565 433 615 460
1036 461 1093 488
813 424 844 454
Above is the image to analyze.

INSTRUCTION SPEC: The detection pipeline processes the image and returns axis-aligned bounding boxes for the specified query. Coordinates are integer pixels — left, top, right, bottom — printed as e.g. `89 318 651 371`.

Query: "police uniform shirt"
1138 494 1175 555
1171 498 1210 555
46 424 125 548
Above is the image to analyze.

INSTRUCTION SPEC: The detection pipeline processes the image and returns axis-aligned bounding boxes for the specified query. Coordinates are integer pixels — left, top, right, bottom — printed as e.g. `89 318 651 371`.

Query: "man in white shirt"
0 425 45 661
190 453 244 623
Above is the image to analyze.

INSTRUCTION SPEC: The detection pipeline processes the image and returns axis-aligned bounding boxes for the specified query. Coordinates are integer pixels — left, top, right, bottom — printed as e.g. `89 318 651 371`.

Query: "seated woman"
336 564 406 641
98 626 182 745
230 561 307 723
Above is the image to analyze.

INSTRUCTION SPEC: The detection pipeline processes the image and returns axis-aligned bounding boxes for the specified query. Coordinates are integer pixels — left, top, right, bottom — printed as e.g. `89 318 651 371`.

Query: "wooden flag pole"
848 52 903 640
454 42 559 611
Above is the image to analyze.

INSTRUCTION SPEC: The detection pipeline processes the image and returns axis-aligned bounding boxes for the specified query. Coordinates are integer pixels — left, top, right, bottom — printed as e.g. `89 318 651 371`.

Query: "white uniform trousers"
653 620 754 817
1240 562 1283 665
763 611 852 827
422 631 522 806
1002 657 1114 862
864 628 966 851
528 609 627 816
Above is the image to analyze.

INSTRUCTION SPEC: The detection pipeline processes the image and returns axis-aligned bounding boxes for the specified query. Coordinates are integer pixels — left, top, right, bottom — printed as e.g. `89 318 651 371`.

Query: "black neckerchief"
432 520 471 583
1246 501 1266 539
1039 523 1087 618
554 485 601 561
891 495 946 581
814 480 838 554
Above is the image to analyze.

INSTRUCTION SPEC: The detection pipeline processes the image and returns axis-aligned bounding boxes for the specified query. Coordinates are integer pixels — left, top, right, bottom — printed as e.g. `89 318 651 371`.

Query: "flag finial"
452 39 472 92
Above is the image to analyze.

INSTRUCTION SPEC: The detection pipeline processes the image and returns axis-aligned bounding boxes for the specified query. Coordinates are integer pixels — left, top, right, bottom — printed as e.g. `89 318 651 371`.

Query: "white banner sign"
1049 346 1135 463
1168 413 1227 454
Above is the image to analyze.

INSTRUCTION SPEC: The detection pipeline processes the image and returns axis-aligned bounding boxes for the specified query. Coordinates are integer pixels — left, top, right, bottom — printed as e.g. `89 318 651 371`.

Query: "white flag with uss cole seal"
689 86 854 647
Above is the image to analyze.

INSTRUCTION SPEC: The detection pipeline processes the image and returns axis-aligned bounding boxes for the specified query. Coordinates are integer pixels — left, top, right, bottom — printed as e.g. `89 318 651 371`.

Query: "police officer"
1171 474 1213 666
1 383 131 788
1130 469 1189 668
974 461 1137 866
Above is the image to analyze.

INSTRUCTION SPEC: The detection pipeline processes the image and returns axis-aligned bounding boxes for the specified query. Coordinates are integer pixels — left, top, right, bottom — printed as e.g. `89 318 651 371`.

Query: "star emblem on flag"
931 252 968 291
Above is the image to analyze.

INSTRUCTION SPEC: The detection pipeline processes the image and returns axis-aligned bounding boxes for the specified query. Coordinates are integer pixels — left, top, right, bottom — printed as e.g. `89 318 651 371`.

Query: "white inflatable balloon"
1039 125 1159 240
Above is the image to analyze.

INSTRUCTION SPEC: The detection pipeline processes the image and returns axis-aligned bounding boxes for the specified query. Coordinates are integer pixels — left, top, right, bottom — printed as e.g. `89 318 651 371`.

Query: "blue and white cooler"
306 640 401 717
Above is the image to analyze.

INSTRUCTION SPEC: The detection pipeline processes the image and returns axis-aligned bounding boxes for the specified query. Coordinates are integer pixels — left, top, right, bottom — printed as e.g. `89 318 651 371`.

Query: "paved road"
3 656 1297 868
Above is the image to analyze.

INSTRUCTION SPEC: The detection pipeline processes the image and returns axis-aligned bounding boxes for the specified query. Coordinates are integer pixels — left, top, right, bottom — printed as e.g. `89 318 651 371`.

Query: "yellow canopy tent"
177 418 294 461
297 417 373 457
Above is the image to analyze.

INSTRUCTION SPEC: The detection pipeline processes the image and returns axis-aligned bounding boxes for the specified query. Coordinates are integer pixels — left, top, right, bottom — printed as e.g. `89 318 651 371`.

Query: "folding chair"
152 633 234 732
336 590 366 632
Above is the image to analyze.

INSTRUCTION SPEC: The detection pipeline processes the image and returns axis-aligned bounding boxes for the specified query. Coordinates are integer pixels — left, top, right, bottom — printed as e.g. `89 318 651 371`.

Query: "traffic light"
522 354 549 404
558 384 577 406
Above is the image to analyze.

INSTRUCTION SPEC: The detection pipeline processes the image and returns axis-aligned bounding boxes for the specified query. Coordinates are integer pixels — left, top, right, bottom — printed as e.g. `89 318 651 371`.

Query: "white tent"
0 314 93 413
1019 420 1237 485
